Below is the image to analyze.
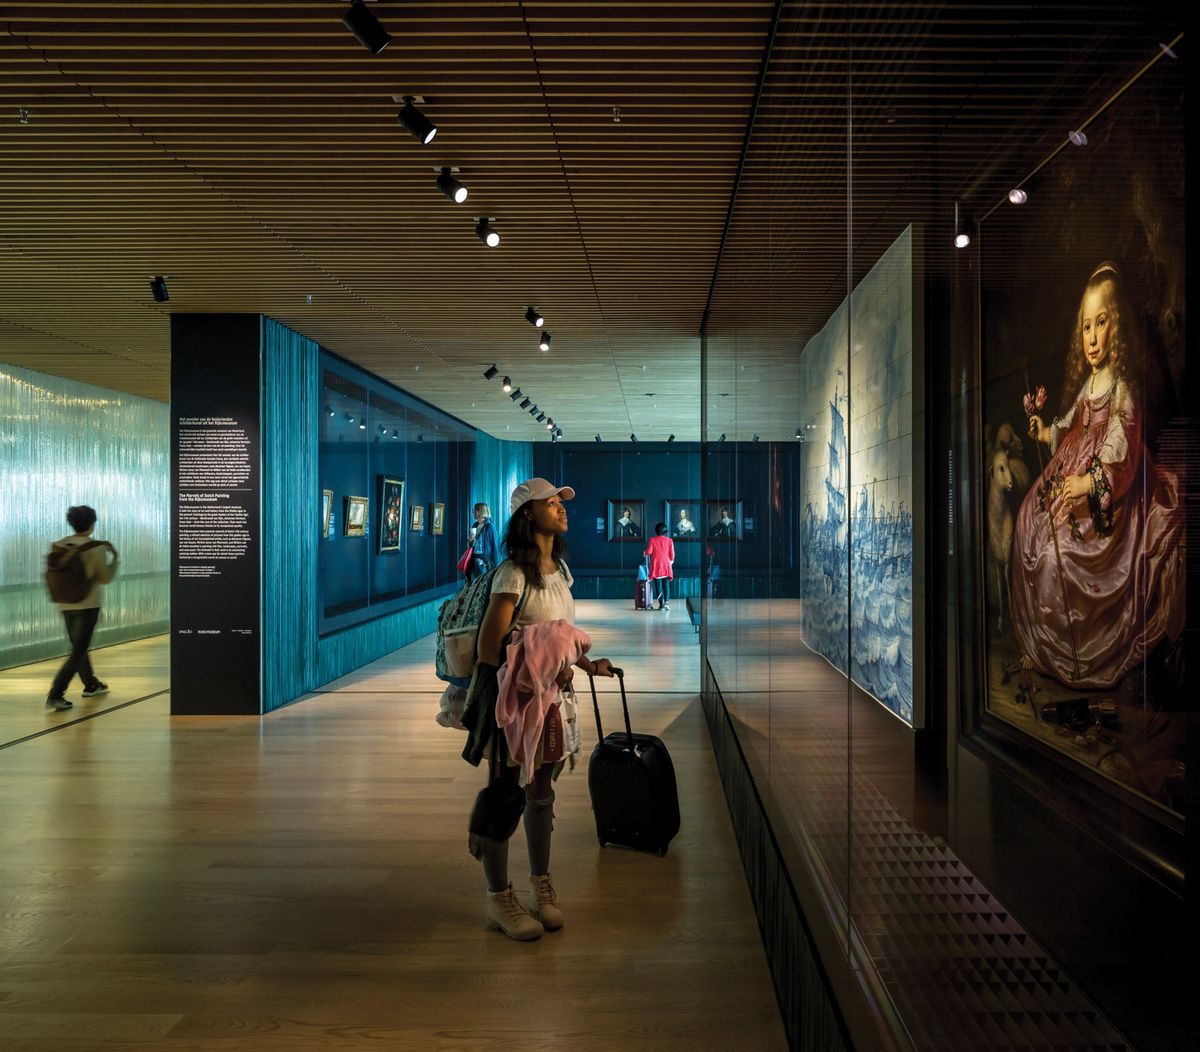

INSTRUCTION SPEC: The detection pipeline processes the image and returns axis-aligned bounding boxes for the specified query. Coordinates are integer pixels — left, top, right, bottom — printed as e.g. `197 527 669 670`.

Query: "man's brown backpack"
44 540 112 604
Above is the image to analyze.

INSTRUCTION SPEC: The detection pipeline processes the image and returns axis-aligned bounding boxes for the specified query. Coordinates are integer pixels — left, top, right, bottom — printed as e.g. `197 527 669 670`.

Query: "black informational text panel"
170 314 261 714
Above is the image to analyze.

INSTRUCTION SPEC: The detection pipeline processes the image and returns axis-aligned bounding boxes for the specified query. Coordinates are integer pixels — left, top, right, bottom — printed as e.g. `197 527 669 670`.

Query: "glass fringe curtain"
0 362 169 668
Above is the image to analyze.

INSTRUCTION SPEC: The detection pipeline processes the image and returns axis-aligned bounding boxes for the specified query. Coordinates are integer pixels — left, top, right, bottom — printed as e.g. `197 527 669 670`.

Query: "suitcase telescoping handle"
588 666 634 751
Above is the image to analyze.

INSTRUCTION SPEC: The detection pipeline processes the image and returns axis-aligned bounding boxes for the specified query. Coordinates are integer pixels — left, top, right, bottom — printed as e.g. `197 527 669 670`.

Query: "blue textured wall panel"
471 431 532 539
259 318 321 712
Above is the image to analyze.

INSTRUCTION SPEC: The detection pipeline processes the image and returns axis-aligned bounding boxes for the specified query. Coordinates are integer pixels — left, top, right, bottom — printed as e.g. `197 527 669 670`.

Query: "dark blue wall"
534 441 801 581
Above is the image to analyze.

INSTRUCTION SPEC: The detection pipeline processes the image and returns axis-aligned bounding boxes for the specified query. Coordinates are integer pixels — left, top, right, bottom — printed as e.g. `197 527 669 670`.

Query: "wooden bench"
685 596 701 638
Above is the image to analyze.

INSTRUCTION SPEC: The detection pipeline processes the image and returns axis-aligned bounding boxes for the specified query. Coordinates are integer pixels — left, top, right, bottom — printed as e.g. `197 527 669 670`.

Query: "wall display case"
606 498 646 541
968 57 1189 829
318 353 472 636
377 477 403 552
344 495 368 537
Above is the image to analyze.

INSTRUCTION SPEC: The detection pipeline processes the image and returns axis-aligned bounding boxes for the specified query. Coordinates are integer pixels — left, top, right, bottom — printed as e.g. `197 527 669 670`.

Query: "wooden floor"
0 634 170 748
0 602 785 1051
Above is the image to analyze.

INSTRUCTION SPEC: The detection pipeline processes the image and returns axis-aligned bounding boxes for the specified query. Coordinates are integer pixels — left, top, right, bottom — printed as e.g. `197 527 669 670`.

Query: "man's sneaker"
45 696 73 711
486 883 543 941
527 872 564 931
81 681 109 698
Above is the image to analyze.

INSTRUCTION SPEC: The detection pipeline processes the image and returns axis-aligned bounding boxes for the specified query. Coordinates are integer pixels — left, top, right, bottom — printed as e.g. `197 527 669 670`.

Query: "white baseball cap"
510 477 576 515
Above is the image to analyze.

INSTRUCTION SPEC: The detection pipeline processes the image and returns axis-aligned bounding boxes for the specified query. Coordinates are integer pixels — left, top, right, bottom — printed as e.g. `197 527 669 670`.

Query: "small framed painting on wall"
606 499 645 542
321 489 333 538
378 476 404 552
410 503 425 532
432 502 445 535
663 499 700 541
344 495 368 538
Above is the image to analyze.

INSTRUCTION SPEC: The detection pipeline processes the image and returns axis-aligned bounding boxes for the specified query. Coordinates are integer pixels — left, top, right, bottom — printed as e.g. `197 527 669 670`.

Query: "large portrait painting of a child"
978 57 1187 815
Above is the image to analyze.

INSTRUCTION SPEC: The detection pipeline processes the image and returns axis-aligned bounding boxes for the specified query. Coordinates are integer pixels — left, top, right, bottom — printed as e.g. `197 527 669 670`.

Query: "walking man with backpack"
44 505 118 711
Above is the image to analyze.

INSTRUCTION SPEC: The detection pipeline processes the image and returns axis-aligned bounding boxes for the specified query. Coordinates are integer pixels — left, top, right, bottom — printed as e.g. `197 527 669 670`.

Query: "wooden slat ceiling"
0 2 1185 441
703 1 1185 438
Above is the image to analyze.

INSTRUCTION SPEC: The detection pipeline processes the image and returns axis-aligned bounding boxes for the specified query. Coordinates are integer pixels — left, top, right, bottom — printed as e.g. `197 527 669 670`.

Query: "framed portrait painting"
321 489 333 538
973 54 1188 824
377 476 403 553
410 503 425 533
431 502 445 536
705 500 743 541
344 495 368 538
663 499 700 541
606 499 645 542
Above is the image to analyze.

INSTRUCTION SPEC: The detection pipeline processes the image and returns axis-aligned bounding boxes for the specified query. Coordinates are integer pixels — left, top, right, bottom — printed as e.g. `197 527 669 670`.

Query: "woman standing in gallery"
464 478 614 941
644 522 676 611
465 502 499 583
1013 262 1184 687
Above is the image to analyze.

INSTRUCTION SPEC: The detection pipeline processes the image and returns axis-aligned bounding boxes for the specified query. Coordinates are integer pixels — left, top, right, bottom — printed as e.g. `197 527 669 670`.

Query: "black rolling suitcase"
587 668 681 856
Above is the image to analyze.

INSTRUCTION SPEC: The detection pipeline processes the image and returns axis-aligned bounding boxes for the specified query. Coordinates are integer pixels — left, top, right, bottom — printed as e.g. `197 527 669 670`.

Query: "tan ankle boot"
528 873 564 931
486 883 543 941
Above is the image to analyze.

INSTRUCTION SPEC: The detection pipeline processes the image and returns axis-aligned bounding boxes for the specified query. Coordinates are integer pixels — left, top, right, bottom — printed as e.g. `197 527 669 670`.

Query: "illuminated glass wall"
0 362 169 668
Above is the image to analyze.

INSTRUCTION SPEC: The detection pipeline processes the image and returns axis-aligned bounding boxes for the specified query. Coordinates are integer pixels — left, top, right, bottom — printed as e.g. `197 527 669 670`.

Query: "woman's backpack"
435 566 528 687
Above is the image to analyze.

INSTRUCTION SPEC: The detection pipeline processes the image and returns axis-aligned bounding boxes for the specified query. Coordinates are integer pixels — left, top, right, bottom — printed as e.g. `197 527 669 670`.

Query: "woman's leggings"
481 763 556 891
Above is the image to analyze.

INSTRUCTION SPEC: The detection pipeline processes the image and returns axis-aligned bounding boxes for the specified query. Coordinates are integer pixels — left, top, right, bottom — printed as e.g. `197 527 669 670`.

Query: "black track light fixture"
509 388 522 402
519 397 531 409
719 433 726 442
525 306 544 328
397 97 437 144
342 0 391 55
554 427 563 439
325 405 335 418
594 435 602 443
475 218 500 247
753 434 760 443
536 412 546 423
483 364 499 380
538 331 551 352
630 433 638 444
149 275 169 302
501 376 512 392
667 434 675 443
546 419 554 431
436 167 468 203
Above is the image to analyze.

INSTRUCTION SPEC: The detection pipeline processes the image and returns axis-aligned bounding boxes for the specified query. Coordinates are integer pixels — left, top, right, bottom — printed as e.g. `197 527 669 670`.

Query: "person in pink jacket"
644 522 675 611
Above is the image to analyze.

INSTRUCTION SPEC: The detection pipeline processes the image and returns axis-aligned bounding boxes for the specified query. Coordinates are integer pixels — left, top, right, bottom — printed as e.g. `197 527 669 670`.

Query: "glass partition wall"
701 4 1188 1049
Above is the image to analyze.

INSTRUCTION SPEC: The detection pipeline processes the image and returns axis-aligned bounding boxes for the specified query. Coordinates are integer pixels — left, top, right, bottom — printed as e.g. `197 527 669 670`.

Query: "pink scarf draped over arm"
495 620 592 779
